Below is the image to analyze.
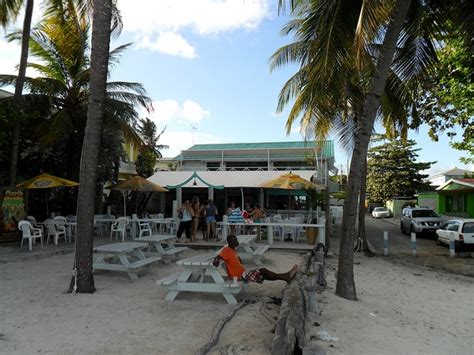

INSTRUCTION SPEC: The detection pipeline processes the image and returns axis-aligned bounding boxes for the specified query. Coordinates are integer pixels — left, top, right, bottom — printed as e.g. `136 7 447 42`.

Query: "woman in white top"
177 200 194 242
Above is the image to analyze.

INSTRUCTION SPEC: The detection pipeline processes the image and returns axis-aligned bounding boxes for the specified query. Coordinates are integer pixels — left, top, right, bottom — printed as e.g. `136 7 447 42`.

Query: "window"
412 210 438 218
447 222 460 231
446 194 466 213
462 222 474 233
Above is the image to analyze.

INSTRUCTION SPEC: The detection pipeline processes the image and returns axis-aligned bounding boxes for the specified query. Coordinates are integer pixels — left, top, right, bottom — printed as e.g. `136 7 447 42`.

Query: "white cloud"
0 38 42 80
0 39 22 76
138 32 196 58
160 130 228 157
148 99 210 124
119 0 270 35
118 0 270 57
290 125 302 135
181 100 209 122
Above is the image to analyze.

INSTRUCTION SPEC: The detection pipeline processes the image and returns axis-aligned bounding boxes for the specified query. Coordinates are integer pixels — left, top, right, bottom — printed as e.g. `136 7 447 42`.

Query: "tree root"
194 301 250 355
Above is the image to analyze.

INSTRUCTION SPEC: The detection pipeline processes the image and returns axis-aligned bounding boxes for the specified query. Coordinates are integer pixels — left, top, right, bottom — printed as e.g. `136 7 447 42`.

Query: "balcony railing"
178 166 316 172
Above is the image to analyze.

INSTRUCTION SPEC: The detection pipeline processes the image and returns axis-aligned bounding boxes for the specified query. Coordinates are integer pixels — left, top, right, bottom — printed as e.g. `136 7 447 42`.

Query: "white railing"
218 217 326 246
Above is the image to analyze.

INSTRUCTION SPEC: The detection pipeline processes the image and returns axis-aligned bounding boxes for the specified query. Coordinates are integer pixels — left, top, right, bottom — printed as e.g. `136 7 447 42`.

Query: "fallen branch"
195 301 250 355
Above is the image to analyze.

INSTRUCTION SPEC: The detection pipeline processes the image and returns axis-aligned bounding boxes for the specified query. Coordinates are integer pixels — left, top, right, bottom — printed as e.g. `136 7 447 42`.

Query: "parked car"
435 219 474 252
400 207 443 236
372 207 390 218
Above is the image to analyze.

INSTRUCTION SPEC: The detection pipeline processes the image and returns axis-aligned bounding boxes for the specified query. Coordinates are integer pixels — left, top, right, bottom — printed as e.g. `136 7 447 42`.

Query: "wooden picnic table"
236 235 269 266
134 234 188 262
93 242 161 280
157 253 243 305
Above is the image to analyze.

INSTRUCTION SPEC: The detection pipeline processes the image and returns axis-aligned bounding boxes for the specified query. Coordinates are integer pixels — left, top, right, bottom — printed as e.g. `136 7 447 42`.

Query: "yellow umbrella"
16 173 79 189
110 176 168 192
109 176 168 215
16 173 79 217
260 172 324 190
260 172 325 213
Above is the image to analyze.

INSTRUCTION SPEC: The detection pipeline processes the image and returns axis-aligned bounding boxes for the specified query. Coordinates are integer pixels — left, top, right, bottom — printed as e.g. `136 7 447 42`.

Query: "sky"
0 0 472 177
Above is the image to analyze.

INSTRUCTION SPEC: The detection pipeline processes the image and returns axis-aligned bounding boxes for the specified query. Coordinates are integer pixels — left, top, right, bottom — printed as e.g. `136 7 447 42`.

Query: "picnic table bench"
236 235 269 266
93 242 161 280
134 235 188 262
157 253 244 304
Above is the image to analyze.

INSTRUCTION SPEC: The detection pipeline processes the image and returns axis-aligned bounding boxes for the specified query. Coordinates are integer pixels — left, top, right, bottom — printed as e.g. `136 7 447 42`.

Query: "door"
461 222 474 245
446 221 461 243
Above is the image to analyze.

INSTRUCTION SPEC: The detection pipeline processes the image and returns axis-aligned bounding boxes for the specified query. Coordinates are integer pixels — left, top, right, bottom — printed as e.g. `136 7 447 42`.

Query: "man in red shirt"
213 235 298 283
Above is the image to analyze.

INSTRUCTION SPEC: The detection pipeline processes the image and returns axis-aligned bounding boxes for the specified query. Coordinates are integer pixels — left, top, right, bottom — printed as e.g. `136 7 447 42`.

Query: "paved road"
364 215 448 256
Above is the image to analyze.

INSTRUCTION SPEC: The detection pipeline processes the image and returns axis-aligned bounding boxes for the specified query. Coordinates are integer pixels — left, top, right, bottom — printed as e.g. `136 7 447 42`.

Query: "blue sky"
1 0 472 176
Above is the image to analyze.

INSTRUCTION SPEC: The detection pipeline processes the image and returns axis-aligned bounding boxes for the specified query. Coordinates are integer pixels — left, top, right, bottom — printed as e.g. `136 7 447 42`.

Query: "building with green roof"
148 141 336 216
173 140 335 173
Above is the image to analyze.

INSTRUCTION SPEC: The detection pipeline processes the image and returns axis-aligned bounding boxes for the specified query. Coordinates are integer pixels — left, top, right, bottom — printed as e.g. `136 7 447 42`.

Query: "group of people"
176 197 218 242
226 202 266 234
176 199 267 242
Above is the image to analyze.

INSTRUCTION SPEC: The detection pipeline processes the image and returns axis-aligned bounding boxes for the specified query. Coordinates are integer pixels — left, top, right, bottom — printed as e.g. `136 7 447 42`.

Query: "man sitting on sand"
213 235 298 283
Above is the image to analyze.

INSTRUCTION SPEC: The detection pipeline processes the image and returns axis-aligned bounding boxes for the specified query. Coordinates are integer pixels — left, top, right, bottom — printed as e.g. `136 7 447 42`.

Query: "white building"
428 168 473 187
147 141 336 215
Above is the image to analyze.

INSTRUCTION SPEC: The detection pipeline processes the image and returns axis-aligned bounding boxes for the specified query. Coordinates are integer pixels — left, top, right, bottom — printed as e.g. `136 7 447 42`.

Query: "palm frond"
0 0 23 27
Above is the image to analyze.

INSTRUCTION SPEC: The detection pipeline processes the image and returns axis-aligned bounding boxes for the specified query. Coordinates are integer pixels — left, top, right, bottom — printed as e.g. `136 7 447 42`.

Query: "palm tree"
272 0 463 299
0 3 151 181
73 0 113 293
0 0 34 186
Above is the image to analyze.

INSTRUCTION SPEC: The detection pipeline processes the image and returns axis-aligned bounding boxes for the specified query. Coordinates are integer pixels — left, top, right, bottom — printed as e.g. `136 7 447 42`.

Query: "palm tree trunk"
8 0 34 187
358 159 372 254
336 0 412 300
71 0 112 293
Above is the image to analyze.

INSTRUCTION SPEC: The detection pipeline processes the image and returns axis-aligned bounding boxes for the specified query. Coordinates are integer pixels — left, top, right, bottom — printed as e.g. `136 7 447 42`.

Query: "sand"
313 254 473 355
0 249 301 355
1 247 472 354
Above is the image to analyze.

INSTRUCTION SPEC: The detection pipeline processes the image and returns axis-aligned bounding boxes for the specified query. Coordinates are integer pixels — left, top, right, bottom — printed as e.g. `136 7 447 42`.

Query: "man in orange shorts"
213 235 298 283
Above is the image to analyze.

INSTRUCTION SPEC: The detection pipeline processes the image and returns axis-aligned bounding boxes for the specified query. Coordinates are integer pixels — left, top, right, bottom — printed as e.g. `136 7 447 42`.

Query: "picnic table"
93 242 161 280
134 234 188 262
157 253 243 304
236 235 269 266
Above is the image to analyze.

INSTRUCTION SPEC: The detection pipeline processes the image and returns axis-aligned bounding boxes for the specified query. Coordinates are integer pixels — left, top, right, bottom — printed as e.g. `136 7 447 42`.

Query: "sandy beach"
315 254 473 355
0 249 301 355
1 246 473 354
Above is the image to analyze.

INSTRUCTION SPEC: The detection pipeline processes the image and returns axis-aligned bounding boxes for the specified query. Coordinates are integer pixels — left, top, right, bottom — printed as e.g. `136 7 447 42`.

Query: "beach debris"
316 330 339 342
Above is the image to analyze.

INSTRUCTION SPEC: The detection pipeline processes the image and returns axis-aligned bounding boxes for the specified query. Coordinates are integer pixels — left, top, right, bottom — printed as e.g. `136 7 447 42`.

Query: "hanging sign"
1 190 26 233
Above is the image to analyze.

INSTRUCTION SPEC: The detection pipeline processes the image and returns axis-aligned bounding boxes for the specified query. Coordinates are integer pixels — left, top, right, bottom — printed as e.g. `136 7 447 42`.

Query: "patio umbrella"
109 176 168 215
259 172 324 214
16 173 79 189
16 173 79 217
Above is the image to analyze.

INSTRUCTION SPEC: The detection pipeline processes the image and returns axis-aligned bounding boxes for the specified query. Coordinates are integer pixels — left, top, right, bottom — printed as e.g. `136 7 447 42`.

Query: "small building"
435 178 474 218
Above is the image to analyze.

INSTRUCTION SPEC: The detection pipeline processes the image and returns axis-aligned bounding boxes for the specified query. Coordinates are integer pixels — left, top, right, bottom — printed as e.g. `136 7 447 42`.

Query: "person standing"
190 196 200 242
204 199 218 240
227 202 244 234
176 200 194 243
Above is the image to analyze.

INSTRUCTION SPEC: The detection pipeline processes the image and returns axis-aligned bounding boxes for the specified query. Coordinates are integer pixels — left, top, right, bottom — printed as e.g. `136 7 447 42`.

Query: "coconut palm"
73 0 113 293
0 2 151 181
0 0 34 186
272 0 471 299
1 0 123 186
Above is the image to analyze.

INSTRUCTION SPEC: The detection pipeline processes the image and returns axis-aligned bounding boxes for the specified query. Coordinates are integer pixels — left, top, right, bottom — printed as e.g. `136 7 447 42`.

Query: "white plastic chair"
44 219 67 245
271 215 283 241
54 216 70 243
138 221 152 238
111 217 129 241
19 220 43 251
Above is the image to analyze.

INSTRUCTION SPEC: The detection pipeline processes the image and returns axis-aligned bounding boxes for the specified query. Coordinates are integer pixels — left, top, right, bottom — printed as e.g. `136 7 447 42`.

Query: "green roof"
175 140 334 160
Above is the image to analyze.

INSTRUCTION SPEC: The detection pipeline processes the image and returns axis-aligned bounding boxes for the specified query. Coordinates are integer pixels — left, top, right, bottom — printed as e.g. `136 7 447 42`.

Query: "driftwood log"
271 249 326 355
